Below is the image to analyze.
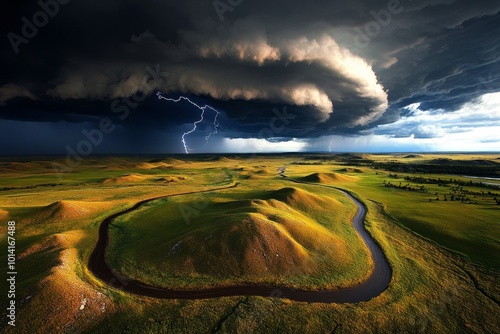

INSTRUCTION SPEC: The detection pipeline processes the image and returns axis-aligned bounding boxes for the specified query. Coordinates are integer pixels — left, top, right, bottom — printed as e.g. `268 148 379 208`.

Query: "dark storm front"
51 65 169 179
7 0 72 54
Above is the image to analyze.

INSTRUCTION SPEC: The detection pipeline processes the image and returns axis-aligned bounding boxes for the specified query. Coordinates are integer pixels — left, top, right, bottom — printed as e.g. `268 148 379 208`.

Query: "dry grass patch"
21 201 114 225
6 248 115 334
19 230 85 259
300 172 357 183
101 173 147 184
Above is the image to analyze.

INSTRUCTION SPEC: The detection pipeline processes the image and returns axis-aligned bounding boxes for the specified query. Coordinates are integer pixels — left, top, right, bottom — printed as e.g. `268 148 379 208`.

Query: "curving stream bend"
88 170 392 303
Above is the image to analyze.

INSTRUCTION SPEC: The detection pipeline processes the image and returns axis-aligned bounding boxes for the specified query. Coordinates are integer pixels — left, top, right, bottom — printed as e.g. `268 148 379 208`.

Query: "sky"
0 0 499 154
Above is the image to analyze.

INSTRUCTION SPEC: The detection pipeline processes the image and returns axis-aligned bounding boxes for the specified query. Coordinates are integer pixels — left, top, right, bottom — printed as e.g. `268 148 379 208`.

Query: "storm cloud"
0 0 499 153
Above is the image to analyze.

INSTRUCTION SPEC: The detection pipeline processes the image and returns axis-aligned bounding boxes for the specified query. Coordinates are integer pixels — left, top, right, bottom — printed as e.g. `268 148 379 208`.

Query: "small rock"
80 298 87 310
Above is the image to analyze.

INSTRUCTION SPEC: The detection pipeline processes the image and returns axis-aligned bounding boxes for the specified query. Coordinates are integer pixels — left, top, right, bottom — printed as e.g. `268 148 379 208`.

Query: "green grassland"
0 154 499 333
106 181 372 290
285 156 500 268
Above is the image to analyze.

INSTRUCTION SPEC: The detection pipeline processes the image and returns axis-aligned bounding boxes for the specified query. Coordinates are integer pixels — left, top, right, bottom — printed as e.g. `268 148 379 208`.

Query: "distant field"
286 154 500 267
0 154 498 333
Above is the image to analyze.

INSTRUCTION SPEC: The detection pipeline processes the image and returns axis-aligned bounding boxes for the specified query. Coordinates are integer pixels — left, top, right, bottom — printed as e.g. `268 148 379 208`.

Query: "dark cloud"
0 0 499 153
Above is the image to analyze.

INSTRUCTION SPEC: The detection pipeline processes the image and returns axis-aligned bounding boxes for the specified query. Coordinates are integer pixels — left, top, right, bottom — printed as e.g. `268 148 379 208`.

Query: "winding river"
88 169 392 303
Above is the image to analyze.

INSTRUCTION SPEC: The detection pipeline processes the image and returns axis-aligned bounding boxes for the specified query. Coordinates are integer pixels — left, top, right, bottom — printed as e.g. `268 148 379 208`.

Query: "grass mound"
153 162 174 169
166 212 314 277
206 156 233 162
238 168 270 179
238 172 262 180
136 160 175 169
102 173 146 184
153 197 349 279
254 168 272 175
136 162 157 169
161 158 185 165
300 172 356 183
22 244 113 333
338 167 364 173
155 176 190 183
19 230 85 259
270 187 330 211
108 185 362 288
0 161 54 173
39 201 91 221
25 201 111 224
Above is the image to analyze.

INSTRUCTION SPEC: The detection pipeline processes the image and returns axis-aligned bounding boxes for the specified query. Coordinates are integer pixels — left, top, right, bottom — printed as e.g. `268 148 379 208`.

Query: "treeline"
0 183 83 192
383 180 429 193
383 174 500 205
339 160 374 166
374 162 499 177
429 186 500 205
292 161 325 165
447 185 500 201
402 175 500 190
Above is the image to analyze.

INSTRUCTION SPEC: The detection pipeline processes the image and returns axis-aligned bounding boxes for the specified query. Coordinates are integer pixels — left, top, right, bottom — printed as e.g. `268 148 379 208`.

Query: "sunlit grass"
106 181 371 290
0 154 498 333
284 161 500 267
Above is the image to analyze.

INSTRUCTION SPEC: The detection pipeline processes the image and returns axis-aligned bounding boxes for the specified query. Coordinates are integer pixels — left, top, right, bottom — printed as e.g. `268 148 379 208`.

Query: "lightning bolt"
156 92 221 154
205 111 219 143
328 139 334 152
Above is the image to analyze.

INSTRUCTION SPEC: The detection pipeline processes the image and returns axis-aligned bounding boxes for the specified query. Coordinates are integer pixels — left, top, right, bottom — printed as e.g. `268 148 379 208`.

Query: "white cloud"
413 124 444 138
283 35 388 124
371 92 500 150
223 137 306 153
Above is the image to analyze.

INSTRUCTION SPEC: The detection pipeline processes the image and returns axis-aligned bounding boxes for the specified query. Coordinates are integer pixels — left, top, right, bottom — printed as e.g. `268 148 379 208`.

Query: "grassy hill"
106 186 371 289
299 172 357 183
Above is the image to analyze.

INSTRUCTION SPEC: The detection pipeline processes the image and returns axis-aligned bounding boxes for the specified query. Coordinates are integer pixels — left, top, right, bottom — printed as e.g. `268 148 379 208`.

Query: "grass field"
285 155 500 268
106 182 371 290
0 154 499 333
